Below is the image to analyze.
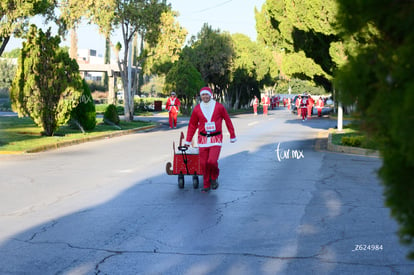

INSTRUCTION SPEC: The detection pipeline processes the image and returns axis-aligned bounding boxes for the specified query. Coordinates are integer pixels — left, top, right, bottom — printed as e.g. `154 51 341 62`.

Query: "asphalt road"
0 108 413 274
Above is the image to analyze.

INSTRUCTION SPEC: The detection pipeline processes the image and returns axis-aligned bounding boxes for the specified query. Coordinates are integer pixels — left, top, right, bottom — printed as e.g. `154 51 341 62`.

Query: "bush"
104 104 120 125
341 135 365 147
70 79 96 130
0 99 11 111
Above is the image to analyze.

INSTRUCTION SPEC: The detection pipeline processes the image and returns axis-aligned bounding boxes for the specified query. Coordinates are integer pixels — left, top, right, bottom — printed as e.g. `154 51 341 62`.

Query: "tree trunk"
0 36 10 57
232 87 241 110
120 39 134 122
69 28 78 60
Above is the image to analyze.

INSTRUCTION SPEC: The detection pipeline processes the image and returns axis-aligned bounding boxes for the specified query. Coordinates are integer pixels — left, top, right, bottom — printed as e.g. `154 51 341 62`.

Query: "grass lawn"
0 116 154 153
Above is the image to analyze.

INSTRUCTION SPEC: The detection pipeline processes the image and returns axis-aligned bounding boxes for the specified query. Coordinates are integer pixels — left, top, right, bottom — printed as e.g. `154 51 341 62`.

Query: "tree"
143 10 187 76
103 37 111 96
69 28 78 59
112 0 170 121
334 0 414 259
10 25 83 136
229 33 277 109
60 0 170 121
187 24 235 103
256 0 341 90
164 58 204 115
0 0 55 56
0 59 16 91
2 48 21 58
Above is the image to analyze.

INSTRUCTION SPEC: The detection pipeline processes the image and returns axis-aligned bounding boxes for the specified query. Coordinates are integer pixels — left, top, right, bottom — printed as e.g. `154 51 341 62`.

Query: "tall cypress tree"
335 0 414 258
10 25 83 136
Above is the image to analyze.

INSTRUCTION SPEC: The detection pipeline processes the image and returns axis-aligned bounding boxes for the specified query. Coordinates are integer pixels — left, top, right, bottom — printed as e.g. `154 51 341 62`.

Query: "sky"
6 0 266 56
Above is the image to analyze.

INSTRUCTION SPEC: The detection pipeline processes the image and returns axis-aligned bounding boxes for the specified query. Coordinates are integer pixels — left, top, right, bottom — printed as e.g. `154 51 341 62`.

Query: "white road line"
248 121 260 127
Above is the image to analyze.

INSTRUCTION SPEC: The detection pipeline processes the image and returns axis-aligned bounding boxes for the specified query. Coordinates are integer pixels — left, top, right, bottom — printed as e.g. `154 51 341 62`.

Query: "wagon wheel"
192 175 199 189
178 174 184 189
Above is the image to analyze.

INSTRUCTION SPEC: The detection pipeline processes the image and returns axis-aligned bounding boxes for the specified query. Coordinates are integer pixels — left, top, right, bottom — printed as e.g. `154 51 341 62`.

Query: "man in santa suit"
185 87 237 192
316 96 325 117
251 95 259 115
300 94 309 121
166 91 181 128
295 95 302 118
307 95 314 118
262 93 270 115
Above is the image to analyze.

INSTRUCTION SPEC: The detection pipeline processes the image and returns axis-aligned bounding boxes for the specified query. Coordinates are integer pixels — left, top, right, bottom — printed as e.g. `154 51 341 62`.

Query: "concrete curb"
0 124 158 155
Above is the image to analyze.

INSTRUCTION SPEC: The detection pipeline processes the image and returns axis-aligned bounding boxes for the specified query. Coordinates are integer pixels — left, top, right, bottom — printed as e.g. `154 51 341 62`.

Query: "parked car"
321 98 334 116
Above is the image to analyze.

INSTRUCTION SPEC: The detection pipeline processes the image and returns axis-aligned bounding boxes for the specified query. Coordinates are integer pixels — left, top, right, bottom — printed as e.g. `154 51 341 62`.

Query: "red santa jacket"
300 97 309 109
166 96 180 113
185 100 237 147
251 97 259 106
262 96 270 106
316 98 324 108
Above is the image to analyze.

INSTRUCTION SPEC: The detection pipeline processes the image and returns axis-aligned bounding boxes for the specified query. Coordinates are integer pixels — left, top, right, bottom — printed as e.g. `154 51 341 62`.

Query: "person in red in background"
287 97 291 110
250 95 259 115
166 92 181 128
316 96 325 117
262 93 270 115
276 94 280 107
307 95 314 118
283 97 287 107
185 87 237 193
300 94 309 121
295 95 302 118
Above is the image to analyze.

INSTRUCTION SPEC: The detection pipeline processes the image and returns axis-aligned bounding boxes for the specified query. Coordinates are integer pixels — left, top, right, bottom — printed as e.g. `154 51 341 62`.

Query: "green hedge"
341 135 365 147
103 104 120 125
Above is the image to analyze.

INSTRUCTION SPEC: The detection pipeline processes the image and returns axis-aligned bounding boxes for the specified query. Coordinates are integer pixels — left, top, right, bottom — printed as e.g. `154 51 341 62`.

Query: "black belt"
200 131 221 137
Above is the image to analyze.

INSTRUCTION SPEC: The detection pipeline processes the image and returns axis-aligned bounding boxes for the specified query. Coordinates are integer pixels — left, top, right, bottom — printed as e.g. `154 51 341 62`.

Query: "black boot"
211 179 219 190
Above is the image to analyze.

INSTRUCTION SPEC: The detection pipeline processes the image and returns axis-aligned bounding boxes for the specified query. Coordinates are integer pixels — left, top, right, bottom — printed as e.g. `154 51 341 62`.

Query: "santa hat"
199 87 212 97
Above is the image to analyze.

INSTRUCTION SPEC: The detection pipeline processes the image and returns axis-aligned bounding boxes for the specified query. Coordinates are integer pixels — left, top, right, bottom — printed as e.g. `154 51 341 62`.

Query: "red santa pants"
253 104 258 114
199 145 221 188
307 106 312 117
263 105 268 115
301 108 307 120
317 108 322 117
169 110 178 128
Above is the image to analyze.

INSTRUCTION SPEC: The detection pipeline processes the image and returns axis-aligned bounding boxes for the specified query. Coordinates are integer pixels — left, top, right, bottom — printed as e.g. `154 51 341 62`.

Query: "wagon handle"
179 131 185 147
177 145 188 152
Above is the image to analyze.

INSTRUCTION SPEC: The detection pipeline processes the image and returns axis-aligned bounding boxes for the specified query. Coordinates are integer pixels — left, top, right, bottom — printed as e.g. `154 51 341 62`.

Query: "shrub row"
341 135 365 147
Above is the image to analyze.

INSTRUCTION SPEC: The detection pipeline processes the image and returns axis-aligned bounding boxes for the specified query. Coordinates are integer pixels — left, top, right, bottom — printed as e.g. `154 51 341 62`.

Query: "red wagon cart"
166 132 202 189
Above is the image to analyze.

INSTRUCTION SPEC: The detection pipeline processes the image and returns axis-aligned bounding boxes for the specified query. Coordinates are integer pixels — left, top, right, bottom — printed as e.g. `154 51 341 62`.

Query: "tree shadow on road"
1 129 411 274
